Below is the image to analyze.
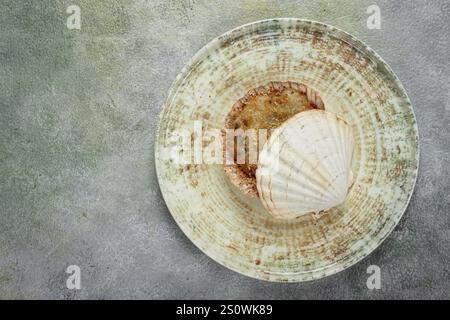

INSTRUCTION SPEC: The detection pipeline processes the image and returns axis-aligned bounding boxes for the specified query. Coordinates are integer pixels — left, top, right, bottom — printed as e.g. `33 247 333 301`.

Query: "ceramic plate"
155 19 419 282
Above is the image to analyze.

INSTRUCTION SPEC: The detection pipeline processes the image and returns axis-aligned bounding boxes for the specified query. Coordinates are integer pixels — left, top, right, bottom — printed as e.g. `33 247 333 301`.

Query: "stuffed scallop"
223 81 325 197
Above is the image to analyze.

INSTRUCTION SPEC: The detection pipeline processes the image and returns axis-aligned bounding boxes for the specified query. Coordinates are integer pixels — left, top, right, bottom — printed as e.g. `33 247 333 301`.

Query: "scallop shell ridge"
256 110 355 219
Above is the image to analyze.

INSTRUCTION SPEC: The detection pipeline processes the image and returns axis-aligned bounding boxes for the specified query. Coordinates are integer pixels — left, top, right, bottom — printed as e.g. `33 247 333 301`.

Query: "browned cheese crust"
223 81 325 197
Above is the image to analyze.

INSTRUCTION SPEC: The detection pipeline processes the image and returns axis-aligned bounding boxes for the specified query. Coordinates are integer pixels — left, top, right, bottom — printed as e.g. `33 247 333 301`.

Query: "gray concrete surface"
0 0 449 299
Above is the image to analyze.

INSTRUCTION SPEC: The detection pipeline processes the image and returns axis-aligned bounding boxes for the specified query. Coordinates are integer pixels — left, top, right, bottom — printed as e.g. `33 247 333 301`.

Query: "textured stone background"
0 0 449 299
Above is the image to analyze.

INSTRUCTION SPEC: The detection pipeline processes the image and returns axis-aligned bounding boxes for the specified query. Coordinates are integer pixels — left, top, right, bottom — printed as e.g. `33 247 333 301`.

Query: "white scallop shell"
256 110 354 219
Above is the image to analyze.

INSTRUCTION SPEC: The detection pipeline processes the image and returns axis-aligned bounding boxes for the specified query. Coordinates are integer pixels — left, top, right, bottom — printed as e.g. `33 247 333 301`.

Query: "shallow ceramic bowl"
155 19 419 282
